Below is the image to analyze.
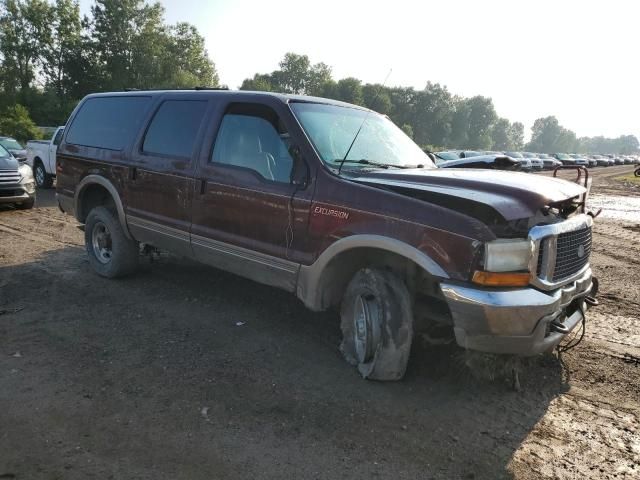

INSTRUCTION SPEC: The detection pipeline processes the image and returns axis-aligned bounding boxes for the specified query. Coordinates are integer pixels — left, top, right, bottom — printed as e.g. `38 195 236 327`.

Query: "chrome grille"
529 214 593 290
552 227 592 281
0 169 20 184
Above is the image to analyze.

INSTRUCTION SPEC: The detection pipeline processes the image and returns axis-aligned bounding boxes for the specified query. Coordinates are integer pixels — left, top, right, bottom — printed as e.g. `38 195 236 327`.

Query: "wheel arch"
297 235 449 311
74 175 131 239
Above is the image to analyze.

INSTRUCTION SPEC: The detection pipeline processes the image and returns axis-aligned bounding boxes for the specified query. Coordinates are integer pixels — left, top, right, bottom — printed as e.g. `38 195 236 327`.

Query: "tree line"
1 1 638 154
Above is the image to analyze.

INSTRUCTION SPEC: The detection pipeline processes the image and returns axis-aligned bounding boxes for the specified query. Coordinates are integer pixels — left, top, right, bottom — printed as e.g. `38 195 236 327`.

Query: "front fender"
296 234 449 311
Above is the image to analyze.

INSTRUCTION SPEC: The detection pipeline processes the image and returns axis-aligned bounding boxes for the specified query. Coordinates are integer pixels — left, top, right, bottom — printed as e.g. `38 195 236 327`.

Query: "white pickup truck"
26 126 64 188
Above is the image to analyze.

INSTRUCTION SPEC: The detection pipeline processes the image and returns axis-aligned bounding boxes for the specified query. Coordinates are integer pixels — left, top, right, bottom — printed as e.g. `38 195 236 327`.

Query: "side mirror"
288 145 309 188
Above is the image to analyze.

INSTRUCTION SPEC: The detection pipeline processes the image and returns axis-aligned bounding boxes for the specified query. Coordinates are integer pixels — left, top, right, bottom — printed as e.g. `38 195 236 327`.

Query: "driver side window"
211 105 294 183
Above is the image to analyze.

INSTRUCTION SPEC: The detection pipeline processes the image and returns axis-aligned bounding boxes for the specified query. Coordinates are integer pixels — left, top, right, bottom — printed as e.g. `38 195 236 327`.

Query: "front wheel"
635 167 640 177
34 162 53 189
85 206 139 278
340 268 414 381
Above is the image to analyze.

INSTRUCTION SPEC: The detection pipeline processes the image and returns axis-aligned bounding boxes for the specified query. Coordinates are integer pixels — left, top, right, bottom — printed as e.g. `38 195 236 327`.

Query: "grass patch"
615 173 640 185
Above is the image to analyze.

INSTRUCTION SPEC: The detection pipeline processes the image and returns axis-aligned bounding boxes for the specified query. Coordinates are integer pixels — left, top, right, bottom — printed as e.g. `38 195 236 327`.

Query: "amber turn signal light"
472 271 530 287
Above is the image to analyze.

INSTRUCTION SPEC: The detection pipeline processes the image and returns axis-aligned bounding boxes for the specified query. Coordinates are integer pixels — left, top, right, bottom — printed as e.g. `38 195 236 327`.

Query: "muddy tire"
15 198 35 210
340 268 414 381
34 161 53 189
85 207 138 278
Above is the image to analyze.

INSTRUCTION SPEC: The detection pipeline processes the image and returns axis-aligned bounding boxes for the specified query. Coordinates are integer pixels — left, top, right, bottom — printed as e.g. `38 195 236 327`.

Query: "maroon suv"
56 90 597 380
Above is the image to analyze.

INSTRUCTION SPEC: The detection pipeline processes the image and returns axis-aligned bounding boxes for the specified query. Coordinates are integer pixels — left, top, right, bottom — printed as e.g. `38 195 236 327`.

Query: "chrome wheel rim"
91 221 112 264
35 166 45 186
353 294 380 364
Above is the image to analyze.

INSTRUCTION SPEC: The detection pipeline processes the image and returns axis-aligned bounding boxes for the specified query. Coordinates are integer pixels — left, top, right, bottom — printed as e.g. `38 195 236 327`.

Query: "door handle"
199 178 207 195
129 166 137 181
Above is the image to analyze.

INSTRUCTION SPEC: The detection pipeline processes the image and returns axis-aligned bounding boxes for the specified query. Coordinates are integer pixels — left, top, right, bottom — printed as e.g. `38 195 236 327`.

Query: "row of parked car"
432 150 640 171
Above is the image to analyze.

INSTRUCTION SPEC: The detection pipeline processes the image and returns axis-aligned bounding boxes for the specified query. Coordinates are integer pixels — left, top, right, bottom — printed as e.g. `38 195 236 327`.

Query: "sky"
78 0 640 141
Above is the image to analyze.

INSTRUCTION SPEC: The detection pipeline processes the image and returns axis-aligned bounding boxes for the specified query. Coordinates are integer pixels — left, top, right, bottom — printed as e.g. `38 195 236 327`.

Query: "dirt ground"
1 165 639 479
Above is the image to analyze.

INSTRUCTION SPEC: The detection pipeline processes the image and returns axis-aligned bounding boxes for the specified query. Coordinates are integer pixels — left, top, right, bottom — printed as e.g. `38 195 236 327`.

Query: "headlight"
484 239 533 272
18 163 34 183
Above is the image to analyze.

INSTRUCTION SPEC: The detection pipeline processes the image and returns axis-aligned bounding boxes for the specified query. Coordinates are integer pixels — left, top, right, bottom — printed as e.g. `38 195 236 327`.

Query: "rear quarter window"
143 100 208 158
66 96 152 150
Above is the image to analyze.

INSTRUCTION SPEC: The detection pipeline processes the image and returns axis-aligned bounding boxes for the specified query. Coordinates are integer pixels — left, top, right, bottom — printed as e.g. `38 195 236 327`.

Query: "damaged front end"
440 168 600 356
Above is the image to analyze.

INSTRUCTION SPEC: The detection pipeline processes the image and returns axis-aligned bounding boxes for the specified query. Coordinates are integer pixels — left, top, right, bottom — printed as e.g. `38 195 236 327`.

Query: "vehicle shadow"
0 246 568 480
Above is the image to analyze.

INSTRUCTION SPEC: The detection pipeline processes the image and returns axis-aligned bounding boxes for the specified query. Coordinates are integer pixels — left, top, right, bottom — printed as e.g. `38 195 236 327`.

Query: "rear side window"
66 96 152 150
143 100 208 158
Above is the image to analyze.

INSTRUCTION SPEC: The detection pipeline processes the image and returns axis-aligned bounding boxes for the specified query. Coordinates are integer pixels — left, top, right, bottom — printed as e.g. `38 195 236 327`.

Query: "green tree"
362 83 392 114
526 116 577 153
42 0 81 97
412 82 454 147
271 52 310 94
0 103 40 141
509 122 524 150
401 123 414 139
334 77 363 105
0 0 53 93
240 73 274 91
491 117 512 150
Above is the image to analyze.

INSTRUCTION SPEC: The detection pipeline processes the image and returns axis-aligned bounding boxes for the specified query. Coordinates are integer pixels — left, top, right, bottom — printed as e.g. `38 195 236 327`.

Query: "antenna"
337 69 392 175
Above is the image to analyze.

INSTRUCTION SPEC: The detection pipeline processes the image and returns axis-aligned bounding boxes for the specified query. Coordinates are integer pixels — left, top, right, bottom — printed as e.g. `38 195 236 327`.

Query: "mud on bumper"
440 269 594 355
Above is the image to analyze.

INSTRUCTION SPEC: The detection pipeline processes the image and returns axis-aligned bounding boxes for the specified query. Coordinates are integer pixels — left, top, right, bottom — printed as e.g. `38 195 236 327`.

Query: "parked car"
512 152 543 170
481 151 532 171
570 154 596 168
589 155 612 167
605 154 625 165
26 126 65 188
0 136 28 162
434 151 520 170
56 90 598 381
536 153 562 169
0 143 36 209
553 153 579 166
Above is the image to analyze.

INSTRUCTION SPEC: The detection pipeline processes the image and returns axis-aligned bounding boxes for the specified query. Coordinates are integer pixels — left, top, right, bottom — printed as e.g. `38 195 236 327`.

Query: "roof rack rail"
121 86 229 92
194 86 229 90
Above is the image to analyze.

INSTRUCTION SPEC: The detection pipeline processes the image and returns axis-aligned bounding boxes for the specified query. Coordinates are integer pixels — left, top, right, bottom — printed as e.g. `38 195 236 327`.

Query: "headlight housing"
484 239 533 272
18 163 34 183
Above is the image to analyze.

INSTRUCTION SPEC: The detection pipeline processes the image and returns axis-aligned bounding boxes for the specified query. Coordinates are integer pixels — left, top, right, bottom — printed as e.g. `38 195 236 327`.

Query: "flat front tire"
340 268 414 381
85 206 138 278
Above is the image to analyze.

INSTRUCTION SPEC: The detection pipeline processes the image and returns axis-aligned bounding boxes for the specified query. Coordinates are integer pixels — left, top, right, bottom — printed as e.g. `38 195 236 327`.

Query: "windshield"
290 102 434 170
538 153 550 158
556 153 571 160
0 144 11 158
522 152 536 158
506 152 523 158
435 151 460 161
0 138 23 150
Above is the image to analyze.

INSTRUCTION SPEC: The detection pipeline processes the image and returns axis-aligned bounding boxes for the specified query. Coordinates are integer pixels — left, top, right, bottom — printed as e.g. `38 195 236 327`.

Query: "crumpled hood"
0 155 19 171
350 168 586 221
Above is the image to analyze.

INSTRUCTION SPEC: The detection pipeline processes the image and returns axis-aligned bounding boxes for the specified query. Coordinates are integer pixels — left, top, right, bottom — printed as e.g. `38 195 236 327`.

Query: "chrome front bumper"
440 268 594 355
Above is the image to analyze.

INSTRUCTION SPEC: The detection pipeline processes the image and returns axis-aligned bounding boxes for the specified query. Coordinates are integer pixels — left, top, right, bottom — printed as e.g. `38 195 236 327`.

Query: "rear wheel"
339 268 414 381
34 161 53 189
85 206 138 278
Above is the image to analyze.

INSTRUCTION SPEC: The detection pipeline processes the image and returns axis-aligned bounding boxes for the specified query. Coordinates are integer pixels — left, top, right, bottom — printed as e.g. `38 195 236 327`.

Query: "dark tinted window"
211 108 294 183
143 100 208 158
66 96 152 150
53 128 64 146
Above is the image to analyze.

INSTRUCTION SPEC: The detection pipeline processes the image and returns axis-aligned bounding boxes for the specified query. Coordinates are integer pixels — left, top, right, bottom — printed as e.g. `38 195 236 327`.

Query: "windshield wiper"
332 159 412 170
